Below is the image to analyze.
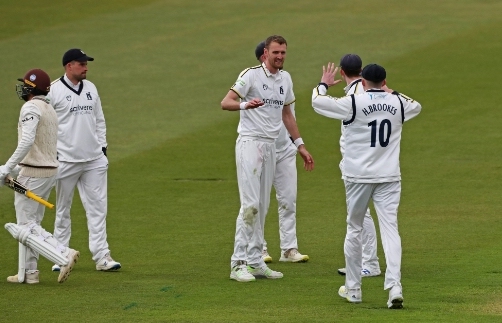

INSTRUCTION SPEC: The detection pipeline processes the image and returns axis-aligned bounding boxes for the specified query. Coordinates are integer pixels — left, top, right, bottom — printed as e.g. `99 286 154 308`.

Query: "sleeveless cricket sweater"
19 97 59 178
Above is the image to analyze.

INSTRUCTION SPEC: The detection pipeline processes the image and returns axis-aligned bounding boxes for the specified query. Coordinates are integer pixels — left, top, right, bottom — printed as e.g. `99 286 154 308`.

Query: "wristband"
239 102 247 110
293 137 304 148
319 82 329 90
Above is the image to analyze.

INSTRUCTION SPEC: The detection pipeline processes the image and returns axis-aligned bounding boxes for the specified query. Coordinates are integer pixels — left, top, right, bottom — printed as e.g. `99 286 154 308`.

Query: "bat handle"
26 190 54 209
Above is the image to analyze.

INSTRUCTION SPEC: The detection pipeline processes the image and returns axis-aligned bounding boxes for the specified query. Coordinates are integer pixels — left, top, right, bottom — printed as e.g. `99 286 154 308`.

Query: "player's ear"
382 79 386 87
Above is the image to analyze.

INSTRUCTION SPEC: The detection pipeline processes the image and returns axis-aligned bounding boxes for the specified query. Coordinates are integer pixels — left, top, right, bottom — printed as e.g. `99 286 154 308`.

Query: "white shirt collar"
261 62 281 79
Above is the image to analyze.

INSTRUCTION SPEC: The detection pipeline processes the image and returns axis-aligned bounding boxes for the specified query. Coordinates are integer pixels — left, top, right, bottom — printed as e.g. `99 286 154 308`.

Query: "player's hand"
10 165 21 179
0 165 10 187
297 146 314 171
382 85 393 93
244 98 265 110
321 63 343 87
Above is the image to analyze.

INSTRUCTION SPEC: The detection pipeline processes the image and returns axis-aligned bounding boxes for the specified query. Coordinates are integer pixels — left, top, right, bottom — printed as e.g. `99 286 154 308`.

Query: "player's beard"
272 58 283 70
75 73 87 82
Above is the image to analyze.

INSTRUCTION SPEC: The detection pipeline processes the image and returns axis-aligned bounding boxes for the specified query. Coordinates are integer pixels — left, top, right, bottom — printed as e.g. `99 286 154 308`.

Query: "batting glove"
10 165 21 179
0 164 10 187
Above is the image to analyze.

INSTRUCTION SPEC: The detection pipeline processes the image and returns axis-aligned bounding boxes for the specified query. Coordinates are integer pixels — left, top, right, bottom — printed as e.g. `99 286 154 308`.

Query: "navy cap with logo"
361 64 387 83
62 48 94 66
339 54 362 74
255 41 266 60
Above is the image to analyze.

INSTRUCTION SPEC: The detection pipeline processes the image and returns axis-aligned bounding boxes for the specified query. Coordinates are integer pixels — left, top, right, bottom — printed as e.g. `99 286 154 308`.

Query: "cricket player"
254 41 310 264
336 54 380 277
221 35 314 282
0 68 80 284
47 49 121 272
311 63 422 308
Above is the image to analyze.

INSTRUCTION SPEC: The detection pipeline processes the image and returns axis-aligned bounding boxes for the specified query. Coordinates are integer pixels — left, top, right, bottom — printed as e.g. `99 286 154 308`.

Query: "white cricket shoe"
247 265 283 279
58 249 80 283
338 285 362 303
262 250 272 263
279 248 309 263
96 253 121 271
7 271 39 284
52 264 60 272
230 263 256 282
387 284 404 309
337 267 381 277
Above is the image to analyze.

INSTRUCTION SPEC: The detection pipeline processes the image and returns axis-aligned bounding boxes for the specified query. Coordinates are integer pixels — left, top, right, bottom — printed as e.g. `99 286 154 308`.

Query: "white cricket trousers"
231 136 276 268
54 155 110 262
263 143 299 252
361 209 380 271
340 160 379 270
15 175 56 271
344 181 402 290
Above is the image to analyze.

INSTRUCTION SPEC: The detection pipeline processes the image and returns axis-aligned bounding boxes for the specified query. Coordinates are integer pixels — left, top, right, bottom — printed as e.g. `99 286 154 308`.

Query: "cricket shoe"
96 253 121 271
7 271 39 284
279 248 309 263
230 262 256 282
338 285 362 303
387 283 404 309
51 264 60 272
247 265 283 279
262 250 272 263
337 267 381 277
58 249 80 283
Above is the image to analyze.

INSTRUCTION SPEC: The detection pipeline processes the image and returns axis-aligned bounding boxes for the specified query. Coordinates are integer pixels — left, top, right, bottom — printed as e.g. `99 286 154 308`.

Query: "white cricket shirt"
231 63 295 140
312 85 421 183
47 75 107 162
340 79 364 155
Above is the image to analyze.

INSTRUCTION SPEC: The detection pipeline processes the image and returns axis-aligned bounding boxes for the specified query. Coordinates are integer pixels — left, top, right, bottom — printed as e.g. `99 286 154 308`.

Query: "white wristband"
239 102 247 110
293 137 304 148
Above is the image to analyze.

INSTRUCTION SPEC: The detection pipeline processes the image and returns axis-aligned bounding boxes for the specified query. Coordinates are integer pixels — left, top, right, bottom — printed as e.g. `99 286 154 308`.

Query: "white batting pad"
18 243 26 283
5 222 69 266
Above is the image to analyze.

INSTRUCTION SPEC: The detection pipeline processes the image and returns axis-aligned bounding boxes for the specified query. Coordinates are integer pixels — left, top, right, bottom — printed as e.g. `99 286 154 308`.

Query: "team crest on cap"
29 74 37 81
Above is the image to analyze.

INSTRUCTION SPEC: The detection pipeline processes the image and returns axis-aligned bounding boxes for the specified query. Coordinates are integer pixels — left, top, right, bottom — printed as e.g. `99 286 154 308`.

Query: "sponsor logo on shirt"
280 86 284 94
368 93 387 100
262 98 284 110
70 105 93 115
22 116 34 123
263 84 269 90
234 79 246 87
66 95 72 101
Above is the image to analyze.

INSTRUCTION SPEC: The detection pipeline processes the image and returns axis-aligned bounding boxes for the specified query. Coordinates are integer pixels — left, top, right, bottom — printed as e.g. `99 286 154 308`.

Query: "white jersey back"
312 85 421 183
231 63 295 140
47 75 107 162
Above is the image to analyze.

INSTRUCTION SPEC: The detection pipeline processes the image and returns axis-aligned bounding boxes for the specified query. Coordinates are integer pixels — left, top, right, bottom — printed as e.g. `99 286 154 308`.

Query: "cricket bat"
5 175 54 209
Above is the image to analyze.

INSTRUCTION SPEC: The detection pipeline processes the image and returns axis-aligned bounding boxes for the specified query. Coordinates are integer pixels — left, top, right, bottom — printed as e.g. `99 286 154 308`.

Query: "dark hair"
265 35 287 49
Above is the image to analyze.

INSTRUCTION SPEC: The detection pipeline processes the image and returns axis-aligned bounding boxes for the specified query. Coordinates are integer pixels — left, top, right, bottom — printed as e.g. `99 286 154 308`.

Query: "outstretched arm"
221 90 264 111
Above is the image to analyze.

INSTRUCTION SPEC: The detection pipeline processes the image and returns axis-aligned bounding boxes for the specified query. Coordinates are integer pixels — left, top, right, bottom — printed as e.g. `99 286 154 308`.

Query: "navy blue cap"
361 64 386 83
62 48 94 66
255 41 266 60
339 54 362 73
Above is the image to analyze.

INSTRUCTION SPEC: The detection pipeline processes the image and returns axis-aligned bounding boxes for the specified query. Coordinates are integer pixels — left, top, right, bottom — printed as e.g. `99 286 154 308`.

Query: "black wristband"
102 147 107 156
319 82 329 90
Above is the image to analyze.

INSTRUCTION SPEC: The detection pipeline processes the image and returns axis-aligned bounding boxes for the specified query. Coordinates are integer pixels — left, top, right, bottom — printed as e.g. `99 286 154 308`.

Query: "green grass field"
1 0 501 322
